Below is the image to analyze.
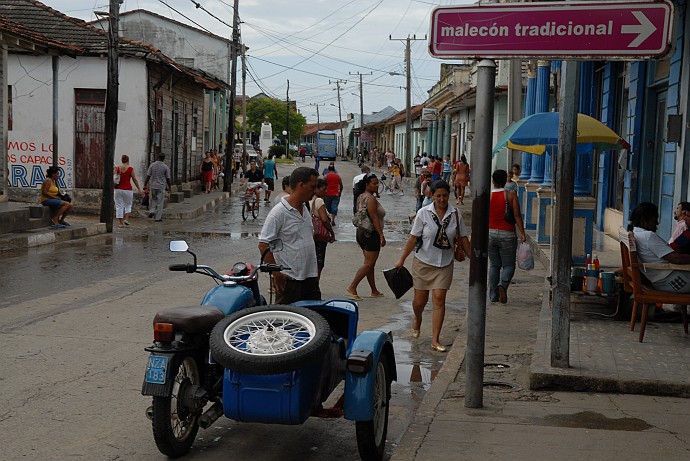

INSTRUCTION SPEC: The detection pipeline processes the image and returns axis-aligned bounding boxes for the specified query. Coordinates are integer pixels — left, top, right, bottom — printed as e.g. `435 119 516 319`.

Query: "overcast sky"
38 0 475 124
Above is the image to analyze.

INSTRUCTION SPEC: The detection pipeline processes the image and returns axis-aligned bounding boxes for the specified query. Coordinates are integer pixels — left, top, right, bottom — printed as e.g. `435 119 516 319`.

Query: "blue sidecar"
208 299 396 460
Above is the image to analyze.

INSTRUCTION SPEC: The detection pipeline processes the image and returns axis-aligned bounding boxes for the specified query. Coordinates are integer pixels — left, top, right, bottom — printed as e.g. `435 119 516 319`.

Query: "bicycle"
378 173 403 195
377 174 388 195
241 183 261 221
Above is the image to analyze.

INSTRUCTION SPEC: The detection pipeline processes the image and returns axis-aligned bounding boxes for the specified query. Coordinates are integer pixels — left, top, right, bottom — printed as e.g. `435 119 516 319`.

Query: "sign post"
430 1 674 60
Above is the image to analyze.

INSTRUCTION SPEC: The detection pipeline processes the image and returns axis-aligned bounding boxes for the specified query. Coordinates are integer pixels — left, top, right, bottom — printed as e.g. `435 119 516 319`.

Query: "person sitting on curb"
40 166 73 228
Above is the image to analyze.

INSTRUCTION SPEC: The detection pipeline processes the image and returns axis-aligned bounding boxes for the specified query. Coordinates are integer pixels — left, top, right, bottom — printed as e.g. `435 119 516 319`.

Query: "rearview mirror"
169 240 189 252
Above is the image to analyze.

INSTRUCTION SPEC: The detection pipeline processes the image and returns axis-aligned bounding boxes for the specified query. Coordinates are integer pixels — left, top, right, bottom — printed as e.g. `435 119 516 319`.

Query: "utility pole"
309 103 325 132
224 0 239 191
390 34 425 173
99 0 121 233
329 79 346 159
286 80 290 155
241 48 247 162
349 72 372 160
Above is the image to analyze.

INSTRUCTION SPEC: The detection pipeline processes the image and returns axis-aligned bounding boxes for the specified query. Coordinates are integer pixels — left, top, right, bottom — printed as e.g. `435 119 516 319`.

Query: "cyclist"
388 159 403 195
244 160 265 206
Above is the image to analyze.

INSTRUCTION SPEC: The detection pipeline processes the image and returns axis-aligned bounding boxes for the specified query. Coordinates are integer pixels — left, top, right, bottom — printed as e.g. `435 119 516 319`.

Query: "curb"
529 286 690 398
390 318 468 461
0 223 107 253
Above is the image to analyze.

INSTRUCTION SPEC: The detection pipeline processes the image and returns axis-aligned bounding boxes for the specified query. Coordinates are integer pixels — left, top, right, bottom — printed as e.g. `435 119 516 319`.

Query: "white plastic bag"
517 242 534 271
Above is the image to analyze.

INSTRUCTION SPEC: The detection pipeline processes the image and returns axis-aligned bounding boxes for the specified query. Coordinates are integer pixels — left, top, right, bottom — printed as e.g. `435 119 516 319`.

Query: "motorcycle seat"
154 306 225 333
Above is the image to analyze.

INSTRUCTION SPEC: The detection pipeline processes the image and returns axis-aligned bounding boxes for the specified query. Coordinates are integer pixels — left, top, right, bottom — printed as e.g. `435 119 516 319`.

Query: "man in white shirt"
631 202 690 293
259 167 320 303
419 152 430 168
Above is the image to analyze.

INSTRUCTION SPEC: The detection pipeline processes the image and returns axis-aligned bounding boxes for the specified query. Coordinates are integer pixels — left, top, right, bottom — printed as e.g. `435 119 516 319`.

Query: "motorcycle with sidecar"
141 240 396 460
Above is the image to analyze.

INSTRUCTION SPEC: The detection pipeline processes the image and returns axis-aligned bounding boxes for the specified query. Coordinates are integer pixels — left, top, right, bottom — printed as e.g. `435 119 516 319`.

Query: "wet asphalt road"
0 160 464 460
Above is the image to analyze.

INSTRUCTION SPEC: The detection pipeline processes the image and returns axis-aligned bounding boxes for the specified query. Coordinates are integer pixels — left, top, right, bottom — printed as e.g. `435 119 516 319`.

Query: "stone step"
182 189 194 198
28 217 50 230
168 192 185 203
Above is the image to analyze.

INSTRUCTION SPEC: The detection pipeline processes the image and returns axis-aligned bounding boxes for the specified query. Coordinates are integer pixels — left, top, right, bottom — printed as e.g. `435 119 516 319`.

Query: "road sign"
429 1 674 60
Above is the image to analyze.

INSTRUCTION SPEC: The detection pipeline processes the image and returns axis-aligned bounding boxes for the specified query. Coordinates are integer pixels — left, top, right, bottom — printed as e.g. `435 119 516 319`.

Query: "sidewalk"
0 180 240 253
391 230 690 461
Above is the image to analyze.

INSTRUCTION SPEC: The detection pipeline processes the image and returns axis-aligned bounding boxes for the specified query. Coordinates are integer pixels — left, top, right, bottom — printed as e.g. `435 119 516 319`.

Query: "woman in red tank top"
114 154 142 227
324 165 343 225
488 169 526 304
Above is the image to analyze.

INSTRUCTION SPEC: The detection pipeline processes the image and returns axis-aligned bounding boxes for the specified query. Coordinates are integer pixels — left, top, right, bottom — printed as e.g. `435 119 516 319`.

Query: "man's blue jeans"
488 229 518 301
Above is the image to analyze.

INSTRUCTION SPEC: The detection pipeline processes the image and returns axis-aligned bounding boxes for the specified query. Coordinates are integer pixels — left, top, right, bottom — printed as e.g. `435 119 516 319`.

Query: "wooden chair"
619 230 689 342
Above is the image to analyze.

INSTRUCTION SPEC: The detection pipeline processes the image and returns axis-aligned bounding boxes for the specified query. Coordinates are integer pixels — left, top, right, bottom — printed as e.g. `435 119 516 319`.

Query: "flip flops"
51 223 65 229
369 292 385 298
345 292 363 301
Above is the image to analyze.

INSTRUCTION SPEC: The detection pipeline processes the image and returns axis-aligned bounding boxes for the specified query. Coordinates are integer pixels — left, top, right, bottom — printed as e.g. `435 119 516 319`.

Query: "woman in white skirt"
114 154 142 227
394 180 471 352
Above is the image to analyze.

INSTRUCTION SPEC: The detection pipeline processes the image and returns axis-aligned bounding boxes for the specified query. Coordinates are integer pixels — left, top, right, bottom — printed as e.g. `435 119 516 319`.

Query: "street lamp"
282 130 288 157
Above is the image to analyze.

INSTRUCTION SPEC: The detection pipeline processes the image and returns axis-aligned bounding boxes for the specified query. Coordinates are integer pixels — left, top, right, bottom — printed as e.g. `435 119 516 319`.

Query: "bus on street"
316 130 337 161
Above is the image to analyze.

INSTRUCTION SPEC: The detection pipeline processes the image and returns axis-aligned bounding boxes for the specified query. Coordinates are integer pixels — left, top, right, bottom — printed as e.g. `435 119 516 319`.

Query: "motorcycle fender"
141 352 186 398
343 331 396 421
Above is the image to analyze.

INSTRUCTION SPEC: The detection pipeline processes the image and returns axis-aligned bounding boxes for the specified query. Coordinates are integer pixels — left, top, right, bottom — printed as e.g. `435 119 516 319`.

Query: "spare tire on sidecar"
209 305 332 375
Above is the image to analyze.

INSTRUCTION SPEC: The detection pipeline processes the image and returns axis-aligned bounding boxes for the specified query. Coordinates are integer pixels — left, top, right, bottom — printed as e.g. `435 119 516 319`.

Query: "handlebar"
168 262 290 282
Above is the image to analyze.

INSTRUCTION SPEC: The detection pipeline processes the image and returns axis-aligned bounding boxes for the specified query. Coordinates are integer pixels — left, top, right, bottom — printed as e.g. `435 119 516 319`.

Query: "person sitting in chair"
630 202 690 293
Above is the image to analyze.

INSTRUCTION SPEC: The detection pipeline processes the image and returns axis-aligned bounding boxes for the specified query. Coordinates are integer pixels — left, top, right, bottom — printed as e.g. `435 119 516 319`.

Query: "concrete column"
443 113 452 156
520 63 537 181
430 120 438 156
575 62 594 196
530 61 549 184
426 124 433 156
436 117 444 157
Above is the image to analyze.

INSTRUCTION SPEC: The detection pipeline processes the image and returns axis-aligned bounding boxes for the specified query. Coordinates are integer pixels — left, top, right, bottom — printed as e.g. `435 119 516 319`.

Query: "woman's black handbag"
59 193 72 203
383 267 414 299
504 190 516 224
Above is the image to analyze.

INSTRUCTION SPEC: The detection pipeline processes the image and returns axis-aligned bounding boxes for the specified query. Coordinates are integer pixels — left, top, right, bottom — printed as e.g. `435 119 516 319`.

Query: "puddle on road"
395 363 437 390
540 411 654 431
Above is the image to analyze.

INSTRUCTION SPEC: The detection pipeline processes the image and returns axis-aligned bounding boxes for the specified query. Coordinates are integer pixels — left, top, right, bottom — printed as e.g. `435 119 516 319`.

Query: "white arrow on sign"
621 11 657 48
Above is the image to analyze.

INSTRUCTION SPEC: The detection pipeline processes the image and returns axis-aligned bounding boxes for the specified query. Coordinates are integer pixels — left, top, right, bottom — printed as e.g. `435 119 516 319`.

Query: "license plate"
145 355 169 384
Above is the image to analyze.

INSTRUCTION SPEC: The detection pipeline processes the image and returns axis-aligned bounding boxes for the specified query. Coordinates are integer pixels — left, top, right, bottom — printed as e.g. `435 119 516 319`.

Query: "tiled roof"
0 0 227 90
303 121 348 137
0 15 82 54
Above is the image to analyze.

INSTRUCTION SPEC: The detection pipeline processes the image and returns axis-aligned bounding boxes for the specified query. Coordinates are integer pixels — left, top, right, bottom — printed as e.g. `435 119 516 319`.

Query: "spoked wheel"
356 354 391 461
377 182 385 195
241 199 249 221
251 195 259 219
209 305 331 375
152 356 201 458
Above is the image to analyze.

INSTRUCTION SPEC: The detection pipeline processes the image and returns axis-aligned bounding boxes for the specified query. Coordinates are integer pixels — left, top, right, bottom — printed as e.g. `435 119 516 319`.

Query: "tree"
246 96 306 143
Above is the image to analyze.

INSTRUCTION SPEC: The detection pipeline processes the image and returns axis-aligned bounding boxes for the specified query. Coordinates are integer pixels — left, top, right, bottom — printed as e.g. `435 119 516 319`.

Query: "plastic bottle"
593 254 600 271
593 255 601 293
586 253 592 266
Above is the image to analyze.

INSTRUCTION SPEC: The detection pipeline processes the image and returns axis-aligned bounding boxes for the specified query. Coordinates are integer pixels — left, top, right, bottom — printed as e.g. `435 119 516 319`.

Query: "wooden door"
74 89 106 189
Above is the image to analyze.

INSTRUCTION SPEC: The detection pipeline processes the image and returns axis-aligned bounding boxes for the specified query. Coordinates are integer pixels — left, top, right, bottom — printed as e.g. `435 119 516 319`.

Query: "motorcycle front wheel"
152 356 201 458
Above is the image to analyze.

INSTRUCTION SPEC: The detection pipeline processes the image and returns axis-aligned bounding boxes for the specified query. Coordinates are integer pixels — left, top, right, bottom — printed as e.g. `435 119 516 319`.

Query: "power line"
156 0 212 33
187 0 233 29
